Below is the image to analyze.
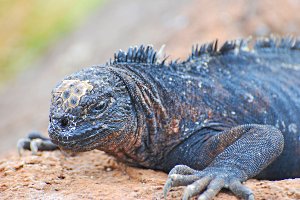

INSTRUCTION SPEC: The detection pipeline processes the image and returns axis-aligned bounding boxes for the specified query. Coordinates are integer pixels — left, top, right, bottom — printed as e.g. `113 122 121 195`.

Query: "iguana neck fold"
105 64 169 167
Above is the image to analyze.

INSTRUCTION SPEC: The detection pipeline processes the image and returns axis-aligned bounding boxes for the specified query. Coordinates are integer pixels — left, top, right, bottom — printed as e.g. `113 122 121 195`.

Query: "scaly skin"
20 36 300 199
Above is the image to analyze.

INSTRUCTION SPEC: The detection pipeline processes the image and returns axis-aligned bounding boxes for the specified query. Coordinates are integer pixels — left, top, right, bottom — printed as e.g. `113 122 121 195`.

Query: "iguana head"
48 66 136 152
48 45 167 155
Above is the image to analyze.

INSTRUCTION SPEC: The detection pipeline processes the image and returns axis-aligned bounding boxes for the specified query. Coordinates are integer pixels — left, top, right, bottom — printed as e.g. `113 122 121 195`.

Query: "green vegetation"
0 0 104 84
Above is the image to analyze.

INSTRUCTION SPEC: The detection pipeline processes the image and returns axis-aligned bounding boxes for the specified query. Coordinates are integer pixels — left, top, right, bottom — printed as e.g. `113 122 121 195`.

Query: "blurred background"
0 0 299 156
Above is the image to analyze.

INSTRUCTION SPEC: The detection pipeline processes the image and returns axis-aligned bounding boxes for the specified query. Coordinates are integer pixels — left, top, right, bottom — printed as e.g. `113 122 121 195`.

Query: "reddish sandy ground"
1 0 300 199
1 151 299 200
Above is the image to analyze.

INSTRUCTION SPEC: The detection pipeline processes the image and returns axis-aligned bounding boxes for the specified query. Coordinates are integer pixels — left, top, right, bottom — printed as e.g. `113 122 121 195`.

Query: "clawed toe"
163 174 199 198
169 165 198 176
164 173 227 200
17 138 31 156
229 180 254 200
163 165 252 200
182 176 212 200
17 132 58 156
196 178 225 200
163 165 202 198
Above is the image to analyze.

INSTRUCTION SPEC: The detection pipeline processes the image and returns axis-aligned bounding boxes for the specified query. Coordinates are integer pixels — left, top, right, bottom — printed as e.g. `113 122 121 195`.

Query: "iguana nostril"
60 118 69 127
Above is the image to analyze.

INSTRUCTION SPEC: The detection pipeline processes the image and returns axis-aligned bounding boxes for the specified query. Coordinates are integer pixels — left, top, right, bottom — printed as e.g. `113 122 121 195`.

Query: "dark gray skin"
19 36 300 200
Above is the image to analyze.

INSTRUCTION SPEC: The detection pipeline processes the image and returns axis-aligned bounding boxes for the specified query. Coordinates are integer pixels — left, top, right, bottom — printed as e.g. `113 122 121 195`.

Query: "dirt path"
1 0 300 199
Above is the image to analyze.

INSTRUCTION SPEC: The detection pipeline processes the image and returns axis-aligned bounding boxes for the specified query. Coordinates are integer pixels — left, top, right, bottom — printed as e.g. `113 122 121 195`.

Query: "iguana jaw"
48 121 108 152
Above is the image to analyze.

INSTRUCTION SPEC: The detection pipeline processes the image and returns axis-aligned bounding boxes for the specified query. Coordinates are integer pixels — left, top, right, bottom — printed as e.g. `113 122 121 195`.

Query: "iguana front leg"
163 124 284 200
17 132 58 155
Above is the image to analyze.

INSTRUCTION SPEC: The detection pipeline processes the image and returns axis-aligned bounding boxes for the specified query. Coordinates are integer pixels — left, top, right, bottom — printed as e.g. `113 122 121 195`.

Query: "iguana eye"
94 100 108 112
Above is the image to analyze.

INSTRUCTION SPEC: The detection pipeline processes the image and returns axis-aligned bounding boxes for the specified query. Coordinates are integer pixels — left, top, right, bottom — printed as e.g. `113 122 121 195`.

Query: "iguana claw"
17 131 58 156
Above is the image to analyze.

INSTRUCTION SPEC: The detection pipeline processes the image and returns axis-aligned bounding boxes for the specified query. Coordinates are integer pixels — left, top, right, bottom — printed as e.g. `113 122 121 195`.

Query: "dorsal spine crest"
189 35 300 61
107 36 300 67
110 45 159 65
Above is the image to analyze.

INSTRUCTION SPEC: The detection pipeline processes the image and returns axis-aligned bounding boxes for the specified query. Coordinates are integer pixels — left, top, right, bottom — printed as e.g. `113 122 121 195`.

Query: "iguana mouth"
48 122 108 151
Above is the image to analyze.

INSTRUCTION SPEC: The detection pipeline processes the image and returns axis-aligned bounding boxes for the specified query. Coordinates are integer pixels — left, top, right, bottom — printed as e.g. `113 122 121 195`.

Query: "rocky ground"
1 0 300 199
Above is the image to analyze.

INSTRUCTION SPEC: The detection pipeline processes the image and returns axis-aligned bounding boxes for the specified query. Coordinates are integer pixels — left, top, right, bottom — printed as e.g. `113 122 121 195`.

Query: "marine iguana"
18 36 300 200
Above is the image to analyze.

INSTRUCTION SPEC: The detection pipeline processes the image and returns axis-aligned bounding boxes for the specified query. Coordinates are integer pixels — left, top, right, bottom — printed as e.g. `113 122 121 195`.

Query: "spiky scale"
219 40 236 53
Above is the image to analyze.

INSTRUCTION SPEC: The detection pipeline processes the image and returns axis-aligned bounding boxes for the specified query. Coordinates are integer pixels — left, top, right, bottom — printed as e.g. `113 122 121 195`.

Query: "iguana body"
20 36 300 199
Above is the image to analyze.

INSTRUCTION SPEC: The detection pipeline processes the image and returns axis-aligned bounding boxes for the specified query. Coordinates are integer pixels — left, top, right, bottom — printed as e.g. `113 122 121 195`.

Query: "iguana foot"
163 165 254 200
17 131 58 156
